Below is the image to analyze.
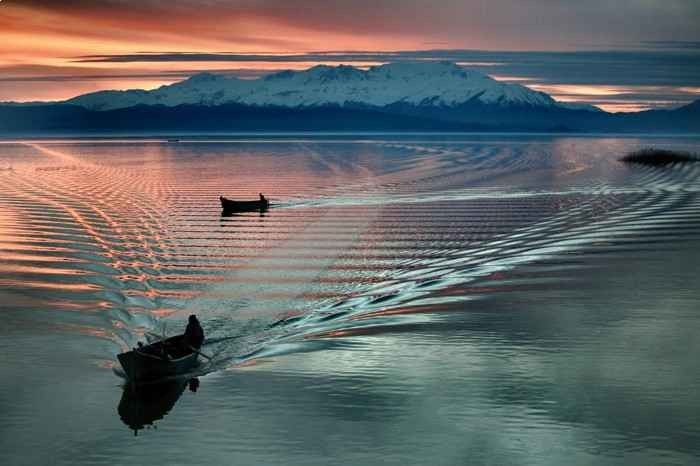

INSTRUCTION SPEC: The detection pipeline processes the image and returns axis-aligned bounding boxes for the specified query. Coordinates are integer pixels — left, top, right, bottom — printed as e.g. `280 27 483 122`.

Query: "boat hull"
220 196 269 213
117 335 199 384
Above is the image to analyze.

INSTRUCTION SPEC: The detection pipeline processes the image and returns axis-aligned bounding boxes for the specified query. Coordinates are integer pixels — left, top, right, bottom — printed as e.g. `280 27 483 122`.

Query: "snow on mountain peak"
66 62 599 112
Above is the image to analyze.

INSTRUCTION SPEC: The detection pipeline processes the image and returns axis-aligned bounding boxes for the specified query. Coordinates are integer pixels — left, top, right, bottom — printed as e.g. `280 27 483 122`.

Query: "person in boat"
183 314 205 350
259 193 267 204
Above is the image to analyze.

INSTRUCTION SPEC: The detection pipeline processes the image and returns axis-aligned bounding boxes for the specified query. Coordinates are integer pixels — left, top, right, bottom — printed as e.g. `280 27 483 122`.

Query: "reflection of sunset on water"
1 135 700 463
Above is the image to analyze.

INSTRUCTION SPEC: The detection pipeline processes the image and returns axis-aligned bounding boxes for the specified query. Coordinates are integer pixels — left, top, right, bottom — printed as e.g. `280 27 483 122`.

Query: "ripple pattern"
0 137 699 365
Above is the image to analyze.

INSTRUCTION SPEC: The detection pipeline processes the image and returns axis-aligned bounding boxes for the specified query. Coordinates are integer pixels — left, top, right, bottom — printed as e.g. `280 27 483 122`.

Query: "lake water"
1 135 699 465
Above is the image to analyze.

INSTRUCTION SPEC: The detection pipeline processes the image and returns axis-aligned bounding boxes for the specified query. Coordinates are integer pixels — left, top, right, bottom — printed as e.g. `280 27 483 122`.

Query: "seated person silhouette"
183 314 205 350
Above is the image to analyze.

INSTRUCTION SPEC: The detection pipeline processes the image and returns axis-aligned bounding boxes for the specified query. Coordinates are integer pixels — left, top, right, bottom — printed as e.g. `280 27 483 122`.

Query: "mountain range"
66 61 597 112
1 61 698 134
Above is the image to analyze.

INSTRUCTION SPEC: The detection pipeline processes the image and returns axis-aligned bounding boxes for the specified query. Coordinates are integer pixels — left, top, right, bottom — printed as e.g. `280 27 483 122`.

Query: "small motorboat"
220 195 269 213
117 334 199 384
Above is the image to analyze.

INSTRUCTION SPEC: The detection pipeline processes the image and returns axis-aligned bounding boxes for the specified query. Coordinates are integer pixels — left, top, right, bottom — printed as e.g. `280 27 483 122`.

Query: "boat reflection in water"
221 207 268 218
118 378 200 436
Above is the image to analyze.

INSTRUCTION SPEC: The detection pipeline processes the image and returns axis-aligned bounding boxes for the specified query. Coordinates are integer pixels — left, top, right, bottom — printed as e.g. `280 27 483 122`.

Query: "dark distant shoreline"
1 100 699 136
3 131 700 140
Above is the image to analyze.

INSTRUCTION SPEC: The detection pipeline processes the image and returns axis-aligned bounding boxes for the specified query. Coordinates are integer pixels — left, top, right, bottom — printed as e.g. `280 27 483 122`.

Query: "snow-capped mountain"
66 61 600 112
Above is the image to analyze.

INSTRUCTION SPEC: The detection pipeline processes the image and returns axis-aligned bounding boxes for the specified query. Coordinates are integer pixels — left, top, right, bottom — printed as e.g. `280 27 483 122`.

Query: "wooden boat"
220 195 269 212
117 334 199 384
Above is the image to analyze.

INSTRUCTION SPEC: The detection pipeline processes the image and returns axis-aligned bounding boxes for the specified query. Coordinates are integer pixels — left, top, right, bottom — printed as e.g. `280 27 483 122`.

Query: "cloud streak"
71 49 700 86
11 1 700 49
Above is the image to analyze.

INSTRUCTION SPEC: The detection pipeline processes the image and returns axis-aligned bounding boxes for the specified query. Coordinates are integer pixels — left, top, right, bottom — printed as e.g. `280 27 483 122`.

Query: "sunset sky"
2 0 700 111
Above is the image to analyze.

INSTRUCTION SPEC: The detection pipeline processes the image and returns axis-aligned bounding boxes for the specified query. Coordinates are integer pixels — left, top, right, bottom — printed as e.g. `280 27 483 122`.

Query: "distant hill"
1 62 698 134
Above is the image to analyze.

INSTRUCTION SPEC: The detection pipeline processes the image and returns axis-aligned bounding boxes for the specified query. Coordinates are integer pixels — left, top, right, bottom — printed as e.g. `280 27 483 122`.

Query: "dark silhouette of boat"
220 195 269 213
117 334 199 384
620 148 698 166
118 378 200 435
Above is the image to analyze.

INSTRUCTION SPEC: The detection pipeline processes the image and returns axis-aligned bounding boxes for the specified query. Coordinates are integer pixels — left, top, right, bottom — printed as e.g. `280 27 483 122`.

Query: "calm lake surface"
1 135 699 465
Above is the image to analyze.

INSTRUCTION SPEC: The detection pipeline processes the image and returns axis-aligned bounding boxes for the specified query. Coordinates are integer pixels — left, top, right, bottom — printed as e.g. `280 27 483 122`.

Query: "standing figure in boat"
183 314 205 349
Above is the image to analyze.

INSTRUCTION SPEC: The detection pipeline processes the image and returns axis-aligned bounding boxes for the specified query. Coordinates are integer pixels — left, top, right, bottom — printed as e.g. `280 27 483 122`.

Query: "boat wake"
1 137 699 377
